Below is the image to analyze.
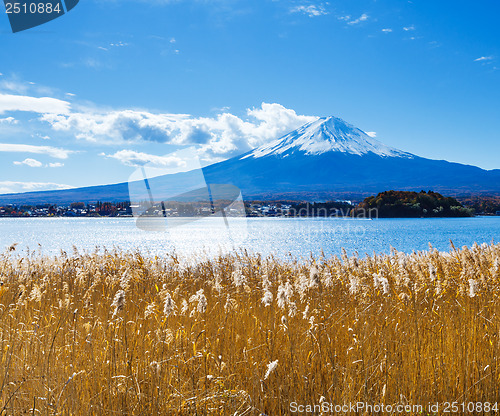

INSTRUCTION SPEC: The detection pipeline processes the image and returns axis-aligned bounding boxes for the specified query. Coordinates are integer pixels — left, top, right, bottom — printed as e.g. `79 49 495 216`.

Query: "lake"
1 216 499 260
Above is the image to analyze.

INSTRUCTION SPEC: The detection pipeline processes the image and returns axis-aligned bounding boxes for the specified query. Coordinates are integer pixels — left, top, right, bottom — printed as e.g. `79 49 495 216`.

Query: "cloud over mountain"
40 102 316 160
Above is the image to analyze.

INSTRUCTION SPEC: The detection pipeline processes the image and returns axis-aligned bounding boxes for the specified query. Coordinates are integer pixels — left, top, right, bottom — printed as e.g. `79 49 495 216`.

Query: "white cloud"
0 93 70 115
0 117 18 124
291 5 328 17
382 28 392 33
474 56 494 62
366 131 377 138
0 77 57 97
347 13 368 25
170 38 176 43
41 102 317 159
403 25 415 31
0 80 316 161
0 181 73 195
102 150 188 168
13 158 43 167
0 80 30 94
0 143 75 159
12 158 64 168
83 58 105 69
36 134 51 140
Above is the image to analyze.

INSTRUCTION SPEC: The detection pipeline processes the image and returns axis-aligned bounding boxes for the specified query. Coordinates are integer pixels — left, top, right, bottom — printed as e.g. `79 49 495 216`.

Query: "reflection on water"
0 217 499 260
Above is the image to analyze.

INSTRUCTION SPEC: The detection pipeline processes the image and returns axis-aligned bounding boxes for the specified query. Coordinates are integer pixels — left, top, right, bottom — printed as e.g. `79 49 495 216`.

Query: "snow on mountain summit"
242 116 413 159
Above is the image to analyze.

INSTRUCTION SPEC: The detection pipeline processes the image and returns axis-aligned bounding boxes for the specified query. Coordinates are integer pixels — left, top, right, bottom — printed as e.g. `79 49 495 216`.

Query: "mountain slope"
242 116 413 159
1 116 500 204
202 117 500 198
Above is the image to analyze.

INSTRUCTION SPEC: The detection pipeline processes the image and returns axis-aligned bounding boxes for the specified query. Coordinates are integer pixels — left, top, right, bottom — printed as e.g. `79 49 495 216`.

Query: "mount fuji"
201 116 500 199
242 116 412 159
1 116 500 204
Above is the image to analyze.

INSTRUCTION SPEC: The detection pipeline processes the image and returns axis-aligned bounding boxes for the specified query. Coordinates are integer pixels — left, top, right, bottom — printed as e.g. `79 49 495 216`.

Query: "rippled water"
0 217 499 260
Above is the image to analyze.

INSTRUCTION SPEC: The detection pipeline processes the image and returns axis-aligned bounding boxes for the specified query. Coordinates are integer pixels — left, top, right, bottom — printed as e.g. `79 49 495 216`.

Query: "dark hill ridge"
356 190 474 218
1 116 500 204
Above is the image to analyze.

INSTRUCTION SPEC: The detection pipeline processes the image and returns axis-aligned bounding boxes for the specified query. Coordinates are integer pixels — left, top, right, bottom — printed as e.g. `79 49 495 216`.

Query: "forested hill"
356 191 474 218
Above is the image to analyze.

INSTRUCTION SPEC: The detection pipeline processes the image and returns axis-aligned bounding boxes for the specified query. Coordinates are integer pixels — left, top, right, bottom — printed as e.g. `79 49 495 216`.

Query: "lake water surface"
1 217 499 260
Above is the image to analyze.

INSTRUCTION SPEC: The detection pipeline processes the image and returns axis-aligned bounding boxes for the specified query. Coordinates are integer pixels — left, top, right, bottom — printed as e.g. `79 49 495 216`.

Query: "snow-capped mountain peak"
242 116 413 159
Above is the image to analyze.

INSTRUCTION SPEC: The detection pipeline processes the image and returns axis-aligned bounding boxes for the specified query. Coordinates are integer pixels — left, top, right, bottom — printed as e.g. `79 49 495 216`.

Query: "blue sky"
0 0 499 194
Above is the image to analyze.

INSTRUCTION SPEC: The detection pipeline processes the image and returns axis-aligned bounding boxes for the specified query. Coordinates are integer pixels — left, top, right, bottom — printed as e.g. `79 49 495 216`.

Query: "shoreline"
1 214 498 219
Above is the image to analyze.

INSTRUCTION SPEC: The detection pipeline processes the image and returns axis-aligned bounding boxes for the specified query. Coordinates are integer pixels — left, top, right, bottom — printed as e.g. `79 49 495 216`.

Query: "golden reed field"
1 243 500 415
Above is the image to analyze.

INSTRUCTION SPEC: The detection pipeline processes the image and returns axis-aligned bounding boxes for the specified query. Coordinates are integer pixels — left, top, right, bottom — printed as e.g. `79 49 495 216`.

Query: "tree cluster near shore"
356 190 474 218
459 195 500 215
